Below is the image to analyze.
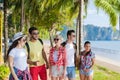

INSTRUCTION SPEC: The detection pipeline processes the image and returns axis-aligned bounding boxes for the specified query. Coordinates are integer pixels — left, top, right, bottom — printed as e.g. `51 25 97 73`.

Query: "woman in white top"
7 32 32 80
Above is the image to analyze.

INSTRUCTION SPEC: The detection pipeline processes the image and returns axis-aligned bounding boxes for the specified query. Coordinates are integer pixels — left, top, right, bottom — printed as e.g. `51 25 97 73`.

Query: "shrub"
0 65 10 80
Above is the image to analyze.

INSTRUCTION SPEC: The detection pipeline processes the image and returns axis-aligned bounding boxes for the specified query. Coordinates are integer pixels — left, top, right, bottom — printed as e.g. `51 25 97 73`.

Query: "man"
61 30 77 80
26 27 49 80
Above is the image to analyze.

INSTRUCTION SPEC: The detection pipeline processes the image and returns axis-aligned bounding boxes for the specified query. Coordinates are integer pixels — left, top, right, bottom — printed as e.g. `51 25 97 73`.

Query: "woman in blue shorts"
79 41 95 80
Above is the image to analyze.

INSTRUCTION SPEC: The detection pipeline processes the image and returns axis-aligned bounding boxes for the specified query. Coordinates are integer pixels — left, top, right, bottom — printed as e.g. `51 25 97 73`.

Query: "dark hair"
84 41 91 46
67 30 75 37
7 37 22 59
29 27 38 34
84 41 91 56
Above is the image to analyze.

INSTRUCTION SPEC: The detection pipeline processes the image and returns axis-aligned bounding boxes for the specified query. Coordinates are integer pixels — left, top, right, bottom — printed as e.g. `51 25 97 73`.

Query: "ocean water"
44 40 120 62
90 41 120 62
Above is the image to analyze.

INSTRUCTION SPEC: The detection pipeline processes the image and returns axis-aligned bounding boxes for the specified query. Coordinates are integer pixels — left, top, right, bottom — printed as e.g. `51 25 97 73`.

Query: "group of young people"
7 27 95 80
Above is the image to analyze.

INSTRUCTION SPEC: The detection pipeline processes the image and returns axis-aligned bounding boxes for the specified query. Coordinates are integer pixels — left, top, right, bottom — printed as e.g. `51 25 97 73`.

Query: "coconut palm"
3 0 8 62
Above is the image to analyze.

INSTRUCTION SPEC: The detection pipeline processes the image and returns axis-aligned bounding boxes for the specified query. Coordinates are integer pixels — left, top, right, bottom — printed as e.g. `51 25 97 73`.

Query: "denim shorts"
51 65 64 77
80 69 93 76
66 67 75 78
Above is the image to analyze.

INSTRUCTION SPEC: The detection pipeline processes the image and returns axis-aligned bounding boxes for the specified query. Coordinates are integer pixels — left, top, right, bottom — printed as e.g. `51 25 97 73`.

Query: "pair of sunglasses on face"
32 32 39 35
72 35 76 37
23 38 27 42
54 38 59 41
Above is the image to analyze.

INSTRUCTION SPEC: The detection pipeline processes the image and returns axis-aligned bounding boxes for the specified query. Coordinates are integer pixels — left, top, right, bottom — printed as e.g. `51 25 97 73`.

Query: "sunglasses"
54 38 59 41
32 32 39 35
23 38 27 42
72 35 76 37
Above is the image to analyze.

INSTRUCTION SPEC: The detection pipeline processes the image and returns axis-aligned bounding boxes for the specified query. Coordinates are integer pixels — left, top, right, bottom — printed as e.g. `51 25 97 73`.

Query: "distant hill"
60 24 120 41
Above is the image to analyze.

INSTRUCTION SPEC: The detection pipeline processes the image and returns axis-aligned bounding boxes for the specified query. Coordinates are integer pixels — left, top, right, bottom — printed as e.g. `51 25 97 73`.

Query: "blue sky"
84 0 119 30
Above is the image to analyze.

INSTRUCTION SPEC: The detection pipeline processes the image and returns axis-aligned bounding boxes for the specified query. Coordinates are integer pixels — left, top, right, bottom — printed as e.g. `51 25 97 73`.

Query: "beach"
95 55 120 73
43 41 120 74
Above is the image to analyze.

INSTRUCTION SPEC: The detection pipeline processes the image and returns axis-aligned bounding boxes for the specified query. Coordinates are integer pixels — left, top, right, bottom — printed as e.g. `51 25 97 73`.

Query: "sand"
95 55 120 73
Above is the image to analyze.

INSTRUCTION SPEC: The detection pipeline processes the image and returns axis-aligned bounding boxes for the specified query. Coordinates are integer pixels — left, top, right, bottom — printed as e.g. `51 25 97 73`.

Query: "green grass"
76 65 120 80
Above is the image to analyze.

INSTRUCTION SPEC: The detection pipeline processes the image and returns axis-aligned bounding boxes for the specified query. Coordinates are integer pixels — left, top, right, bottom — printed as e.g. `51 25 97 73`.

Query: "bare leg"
86 75 93 80
80 74 86 80
68 78 75 80
51 76 58 80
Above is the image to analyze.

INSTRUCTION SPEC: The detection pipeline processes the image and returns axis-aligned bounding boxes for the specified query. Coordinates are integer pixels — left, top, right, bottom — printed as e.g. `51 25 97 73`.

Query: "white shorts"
51 65 64 77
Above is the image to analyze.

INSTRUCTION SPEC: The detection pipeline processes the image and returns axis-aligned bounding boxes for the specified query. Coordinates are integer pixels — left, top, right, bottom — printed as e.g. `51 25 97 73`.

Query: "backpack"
25 38 43 59
61 41 77 67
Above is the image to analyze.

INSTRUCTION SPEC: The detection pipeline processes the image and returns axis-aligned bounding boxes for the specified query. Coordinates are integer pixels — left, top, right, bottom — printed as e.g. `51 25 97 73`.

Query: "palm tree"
3 0 8 62
0 10 3 64
94 0 119 28
118 14 120 40
20 0 24 32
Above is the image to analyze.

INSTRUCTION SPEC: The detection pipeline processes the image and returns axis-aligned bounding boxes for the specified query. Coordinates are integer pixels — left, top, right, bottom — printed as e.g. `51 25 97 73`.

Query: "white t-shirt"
53 50 58 62
65 43 75 67
9 48 28 71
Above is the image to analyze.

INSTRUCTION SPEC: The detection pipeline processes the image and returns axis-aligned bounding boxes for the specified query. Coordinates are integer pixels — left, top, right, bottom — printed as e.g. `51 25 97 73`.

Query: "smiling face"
54 35 62 46
67 32 76 42
84 43 91 52
67 30 76 42
31 30 39 40
18 36 27 47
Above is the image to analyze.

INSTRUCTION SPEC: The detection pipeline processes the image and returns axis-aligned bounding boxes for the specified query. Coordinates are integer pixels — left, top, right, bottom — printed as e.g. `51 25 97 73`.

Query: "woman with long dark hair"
7 32 32 80
79 41 95 80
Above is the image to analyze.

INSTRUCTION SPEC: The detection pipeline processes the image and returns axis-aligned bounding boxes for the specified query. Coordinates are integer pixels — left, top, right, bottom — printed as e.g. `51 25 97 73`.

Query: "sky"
84 0 119 30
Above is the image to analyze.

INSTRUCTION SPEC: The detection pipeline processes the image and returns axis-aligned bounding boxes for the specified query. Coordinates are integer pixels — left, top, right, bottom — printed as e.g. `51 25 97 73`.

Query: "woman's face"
54 37 61 45
19 37 27 47
84 43 91 52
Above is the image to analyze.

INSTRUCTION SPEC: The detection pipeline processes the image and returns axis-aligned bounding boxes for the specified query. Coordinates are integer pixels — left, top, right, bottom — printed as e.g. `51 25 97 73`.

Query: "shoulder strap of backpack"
38 38 43 45
25 42 30 59
25 39 43 59
61 41 67 47
73 42 77 50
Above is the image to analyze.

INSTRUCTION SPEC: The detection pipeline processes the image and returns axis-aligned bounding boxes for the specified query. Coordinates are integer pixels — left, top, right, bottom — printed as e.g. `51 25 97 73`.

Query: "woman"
7 32 32 80
79 41 95 80
49 35 66 80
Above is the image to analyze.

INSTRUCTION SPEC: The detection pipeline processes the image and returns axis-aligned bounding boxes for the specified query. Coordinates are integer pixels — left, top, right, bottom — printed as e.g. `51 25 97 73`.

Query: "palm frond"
94 0 118 28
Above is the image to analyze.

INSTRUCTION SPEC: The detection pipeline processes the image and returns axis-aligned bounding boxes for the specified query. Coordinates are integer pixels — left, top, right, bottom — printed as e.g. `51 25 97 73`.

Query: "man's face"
68 32 76 41
31 30 39 40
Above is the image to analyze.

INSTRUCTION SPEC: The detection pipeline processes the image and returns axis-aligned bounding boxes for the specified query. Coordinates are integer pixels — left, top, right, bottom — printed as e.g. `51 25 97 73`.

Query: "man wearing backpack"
26 27 49 80
61 30 77 80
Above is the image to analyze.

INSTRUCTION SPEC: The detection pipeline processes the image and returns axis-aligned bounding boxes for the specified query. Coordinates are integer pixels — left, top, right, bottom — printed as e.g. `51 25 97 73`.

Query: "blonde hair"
54 35 63 41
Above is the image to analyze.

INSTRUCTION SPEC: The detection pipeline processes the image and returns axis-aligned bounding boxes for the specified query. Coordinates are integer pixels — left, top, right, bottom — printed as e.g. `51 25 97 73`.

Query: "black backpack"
25 38 43 59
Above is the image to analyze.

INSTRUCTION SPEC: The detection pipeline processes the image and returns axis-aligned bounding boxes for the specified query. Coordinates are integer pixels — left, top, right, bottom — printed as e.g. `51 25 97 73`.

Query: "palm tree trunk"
20 0 24 32
49 30 53 47
78 0 84 54
76 14 80 55
118 14 120 40
0 10 3 64
4 0 8 63
27 18 30 31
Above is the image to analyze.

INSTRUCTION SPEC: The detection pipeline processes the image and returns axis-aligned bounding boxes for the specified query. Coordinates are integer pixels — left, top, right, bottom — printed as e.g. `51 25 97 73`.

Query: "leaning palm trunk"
4 0 8 63
49 30 53 47
20 0 24 32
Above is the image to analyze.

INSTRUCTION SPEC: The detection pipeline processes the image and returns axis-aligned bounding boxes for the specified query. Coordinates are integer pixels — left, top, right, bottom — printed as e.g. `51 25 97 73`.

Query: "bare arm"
27 59 37 65
26 51 38 65
8 56 18 80
90 58 95 69
42 48 49 68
